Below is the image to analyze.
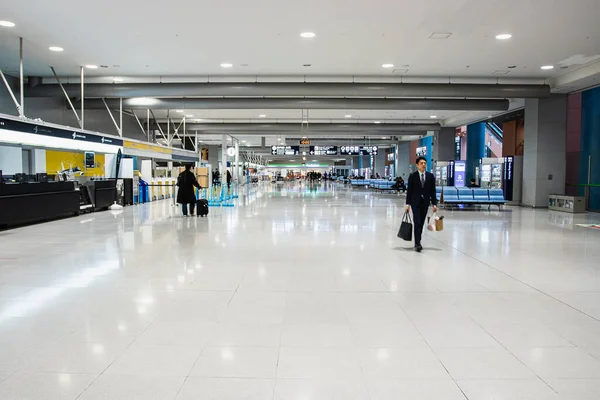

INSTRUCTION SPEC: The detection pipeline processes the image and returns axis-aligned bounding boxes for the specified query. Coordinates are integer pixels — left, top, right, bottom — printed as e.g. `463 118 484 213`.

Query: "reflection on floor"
1 181 600 399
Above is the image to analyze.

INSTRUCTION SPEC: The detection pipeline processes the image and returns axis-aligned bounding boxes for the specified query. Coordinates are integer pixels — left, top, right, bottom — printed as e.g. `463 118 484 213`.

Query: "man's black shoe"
416 244 423 252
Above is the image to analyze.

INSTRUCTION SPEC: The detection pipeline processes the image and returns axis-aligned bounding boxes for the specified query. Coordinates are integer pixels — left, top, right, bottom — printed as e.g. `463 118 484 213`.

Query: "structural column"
580 87 600 209
433 127 456 164
395 142 411 178
522 95 567 207
234 140 240 182
221 134 228 174
466 122 486 182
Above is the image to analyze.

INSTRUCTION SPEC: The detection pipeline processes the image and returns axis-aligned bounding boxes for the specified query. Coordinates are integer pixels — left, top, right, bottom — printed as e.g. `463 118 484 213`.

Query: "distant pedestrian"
177 164 201 217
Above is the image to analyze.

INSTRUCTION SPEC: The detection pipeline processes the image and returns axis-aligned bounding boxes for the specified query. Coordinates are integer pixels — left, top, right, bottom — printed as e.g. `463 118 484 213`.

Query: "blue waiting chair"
488 189 507 209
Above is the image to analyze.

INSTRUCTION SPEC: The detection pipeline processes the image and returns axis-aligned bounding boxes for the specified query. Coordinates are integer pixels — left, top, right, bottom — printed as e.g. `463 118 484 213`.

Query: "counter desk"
0 182 80 228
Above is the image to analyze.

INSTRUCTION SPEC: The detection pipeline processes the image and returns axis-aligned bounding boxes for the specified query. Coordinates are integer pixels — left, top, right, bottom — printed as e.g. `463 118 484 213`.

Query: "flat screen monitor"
85 152 95 168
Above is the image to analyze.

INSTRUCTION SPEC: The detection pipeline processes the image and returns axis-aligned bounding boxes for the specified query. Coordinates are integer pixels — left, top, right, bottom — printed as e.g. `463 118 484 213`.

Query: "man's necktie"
420 173 425 188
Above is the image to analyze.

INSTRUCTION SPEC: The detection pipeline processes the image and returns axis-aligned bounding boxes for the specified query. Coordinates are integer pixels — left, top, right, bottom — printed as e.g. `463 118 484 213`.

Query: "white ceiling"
1 0 599 82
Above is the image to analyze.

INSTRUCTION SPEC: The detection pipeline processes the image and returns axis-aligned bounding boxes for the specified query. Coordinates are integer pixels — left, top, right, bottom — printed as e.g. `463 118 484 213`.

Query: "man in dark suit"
405 156 438 252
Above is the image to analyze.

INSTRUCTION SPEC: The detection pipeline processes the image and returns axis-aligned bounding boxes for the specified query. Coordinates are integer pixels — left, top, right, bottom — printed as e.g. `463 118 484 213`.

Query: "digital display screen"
84 152 95 168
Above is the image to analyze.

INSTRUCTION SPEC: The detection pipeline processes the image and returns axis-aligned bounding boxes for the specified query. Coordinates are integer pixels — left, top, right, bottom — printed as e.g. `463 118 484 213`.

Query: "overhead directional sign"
361 145 378 155
271 145 300 156
340 145 378 155
300 139 311 145
309 145 338 156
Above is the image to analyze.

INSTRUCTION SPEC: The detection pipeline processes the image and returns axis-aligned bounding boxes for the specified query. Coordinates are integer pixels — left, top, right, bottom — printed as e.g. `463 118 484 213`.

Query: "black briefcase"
398 212 413 241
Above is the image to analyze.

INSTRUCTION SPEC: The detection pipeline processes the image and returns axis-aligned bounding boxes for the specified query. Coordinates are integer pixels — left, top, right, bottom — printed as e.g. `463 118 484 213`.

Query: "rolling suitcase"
197 199 209 217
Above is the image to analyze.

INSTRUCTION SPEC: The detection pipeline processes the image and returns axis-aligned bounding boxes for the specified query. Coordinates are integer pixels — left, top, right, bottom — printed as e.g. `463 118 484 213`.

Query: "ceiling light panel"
49 46 64 52
495 34 512 40
0 21 15 27
300 32 316 38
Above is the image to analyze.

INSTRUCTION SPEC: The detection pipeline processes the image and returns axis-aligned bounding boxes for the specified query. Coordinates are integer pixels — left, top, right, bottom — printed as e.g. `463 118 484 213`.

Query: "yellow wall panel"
46 150 105 177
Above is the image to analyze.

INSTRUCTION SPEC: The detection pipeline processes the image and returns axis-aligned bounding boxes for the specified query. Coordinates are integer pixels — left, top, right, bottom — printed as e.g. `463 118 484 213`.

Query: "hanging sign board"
340 145 378 155
271 145 300 156
309 146 338 156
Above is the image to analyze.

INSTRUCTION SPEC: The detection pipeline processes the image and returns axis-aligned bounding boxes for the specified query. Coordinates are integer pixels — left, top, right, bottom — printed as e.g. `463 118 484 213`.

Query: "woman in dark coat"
176 164 201 216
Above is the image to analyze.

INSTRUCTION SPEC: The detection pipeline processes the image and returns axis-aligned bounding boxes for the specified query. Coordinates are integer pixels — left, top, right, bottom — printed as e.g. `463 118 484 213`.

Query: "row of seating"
439 186 507 208
349 179 399 192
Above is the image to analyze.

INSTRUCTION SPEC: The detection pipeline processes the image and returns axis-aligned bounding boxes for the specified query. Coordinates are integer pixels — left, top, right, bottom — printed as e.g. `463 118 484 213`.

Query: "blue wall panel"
466 122 486 181
581 86 600 210
418 136 433 172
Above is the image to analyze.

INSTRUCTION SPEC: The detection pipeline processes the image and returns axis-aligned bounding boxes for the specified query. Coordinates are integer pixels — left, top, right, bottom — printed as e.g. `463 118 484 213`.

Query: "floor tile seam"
391 295 466 396
70 316 157 399
467 316 562 396
424 232 600 325
173 375 191 400
272 317 284 400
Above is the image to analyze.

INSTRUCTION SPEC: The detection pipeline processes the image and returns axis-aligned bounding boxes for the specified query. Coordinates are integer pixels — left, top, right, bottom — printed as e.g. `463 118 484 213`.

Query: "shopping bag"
427 215 436 231
435 215 444 231
398 212 413 241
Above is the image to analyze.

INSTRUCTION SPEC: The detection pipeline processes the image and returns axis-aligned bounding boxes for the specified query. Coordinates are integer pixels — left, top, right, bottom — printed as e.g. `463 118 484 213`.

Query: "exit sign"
300 139 311 145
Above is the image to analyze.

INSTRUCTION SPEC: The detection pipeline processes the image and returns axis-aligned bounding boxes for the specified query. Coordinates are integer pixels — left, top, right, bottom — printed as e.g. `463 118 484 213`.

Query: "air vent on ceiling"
492 70 510 75
429 32 452 39
393 69 409 74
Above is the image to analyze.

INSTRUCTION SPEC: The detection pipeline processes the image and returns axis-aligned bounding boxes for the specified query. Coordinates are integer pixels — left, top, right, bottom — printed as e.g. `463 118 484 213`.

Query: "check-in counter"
0 182 80 228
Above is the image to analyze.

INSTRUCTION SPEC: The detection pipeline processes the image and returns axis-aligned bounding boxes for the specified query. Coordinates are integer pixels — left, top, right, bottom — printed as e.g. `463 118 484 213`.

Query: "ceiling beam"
76 98 509 111
26 82 551 99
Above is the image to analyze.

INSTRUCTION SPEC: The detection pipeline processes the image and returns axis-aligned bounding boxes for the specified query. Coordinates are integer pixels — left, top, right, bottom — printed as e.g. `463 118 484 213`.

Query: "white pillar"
221 134 228 174
234 140 240 182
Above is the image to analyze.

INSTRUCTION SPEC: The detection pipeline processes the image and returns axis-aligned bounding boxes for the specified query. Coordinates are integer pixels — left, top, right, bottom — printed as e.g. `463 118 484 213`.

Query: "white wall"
33 149 46 173
0 145 23 175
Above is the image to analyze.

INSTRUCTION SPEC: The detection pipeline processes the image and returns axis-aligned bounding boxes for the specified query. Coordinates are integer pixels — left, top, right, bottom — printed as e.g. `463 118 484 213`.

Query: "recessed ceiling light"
430 115 437 118
129 97 158 106
541 65 554 70
185 114 194 118
49 46 64 52
242 140 246 143
495 34 512 40
220 63 233 68
382 136 387 139
112 77 124 82
382 64 394 68
176 110 183 113
259 114 266 118
300 32 316 38
302 120 308 123
345 114 352 118
0 21 15 28
374 121 381 124
85 65 98 69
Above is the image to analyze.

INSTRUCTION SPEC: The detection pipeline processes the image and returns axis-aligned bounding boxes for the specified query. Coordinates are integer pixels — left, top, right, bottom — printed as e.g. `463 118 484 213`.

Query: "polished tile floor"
1 181 600 399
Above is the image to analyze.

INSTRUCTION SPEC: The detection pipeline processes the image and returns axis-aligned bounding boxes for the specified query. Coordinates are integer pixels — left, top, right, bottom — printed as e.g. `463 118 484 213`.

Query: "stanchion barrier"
135 183 177 205
221 182 235 207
